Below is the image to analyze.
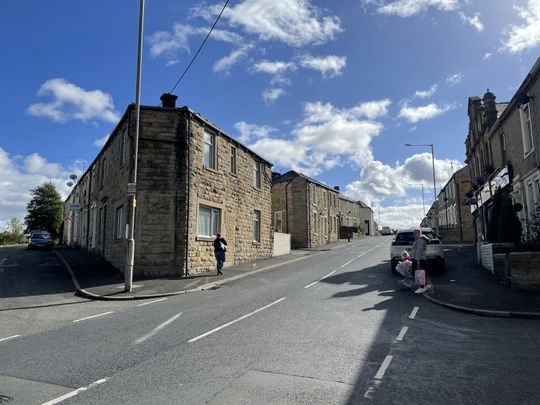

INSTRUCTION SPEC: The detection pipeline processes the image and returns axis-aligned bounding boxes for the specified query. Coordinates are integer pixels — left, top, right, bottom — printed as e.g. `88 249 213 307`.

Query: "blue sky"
1 0 539 229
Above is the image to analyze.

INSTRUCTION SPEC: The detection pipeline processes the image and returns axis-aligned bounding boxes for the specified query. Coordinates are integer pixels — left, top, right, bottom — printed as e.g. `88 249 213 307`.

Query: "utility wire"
169 0 230 94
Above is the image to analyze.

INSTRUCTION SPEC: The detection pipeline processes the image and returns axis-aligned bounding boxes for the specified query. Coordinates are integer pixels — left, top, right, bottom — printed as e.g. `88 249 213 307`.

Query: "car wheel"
390 259 398 274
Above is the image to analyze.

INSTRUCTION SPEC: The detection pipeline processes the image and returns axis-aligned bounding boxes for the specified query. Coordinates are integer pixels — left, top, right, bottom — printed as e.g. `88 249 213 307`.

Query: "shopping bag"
415 269 426 286
395 260 411 277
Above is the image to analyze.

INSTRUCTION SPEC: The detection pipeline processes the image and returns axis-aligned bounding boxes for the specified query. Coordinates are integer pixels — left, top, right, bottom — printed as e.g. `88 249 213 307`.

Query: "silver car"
28 232 54 250
390 227 445 272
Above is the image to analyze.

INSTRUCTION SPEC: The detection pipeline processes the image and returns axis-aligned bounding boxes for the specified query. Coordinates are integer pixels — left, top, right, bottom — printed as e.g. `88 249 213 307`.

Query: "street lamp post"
404 143 439 237
125 0 145 292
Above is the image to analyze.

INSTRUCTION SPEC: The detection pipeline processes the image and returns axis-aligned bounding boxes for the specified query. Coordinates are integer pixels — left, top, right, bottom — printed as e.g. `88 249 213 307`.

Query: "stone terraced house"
63 94 273 277
272 170 375 248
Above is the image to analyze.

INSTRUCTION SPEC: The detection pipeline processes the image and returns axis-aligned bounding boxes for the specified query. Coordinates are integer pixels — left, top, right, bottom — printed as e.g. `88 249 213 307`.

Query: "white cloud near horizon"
398 102 456 123
27 79 120 124
253 60 297 75
233 121 277 144
0 147 80 230
299 54 347 78
94 134 110 148
344 152 463 206
501 0 540 53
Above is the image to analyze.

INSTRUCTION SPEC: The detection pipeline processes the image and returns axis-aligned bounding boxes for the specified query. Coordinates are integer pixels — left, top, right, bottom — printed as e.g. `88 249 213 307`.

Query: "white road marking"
188 297 286 343
409 306 419 319
304 270 336 288
396 326 409 341
137 298 168 307
41 378 108 405
73 311 114 323
356 252 367 258
374 355 393 380
133 312 182 344
340 258 356 268
0 334 19 343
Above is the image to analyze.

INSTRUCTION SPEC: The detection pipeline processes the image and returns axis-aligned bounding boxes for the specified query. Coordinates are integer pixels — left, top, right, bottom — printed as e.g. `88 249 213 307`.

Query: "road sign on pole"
127 183 137 196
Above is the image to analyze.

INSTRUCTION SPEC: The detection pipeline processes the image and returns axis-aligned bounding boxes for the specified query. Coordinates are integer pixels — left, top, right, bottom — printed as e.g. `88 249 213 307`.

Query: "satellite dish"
69 174 77 181
67 182 74 187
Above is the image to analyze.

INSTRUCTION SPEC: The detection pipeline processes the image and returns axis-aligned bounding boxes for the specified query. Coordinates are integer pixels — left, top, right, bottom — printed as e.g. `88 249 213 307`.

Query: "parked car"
390 227 444 272
381 226 392 235
28 232 54 250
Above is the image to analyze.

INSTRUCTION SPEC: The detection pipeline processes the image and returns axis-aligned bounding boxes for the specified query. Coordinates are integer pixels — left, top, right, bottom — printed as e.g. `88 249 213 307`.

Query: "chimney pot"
334 186 340 191
160 93 178 108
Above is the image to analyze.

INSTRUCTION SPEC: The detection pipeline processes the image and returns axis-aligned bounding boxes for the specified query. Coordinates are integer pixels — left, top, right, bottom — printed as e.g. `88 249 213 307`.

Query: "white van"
381 226 392 235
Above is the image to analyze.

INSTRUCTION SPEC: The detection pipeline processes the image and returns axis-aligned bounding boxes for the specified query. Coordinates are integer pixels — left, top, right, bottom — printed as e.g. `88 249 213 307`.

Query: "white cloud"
375 0 460 17
27 79 119 124
223 0 342 47
398 102 456 123
253 60 296 75
262 88 286 104
147 24 243 64
344 153 463 206
458 12 484 32
483 52 493 61
0 148 78 230
94 134 110 148
446 72 462 85
213 44 254 73
240 98 391 175
233 121 277 144
299 54 347 78
501 0 540 53
377 204 428 229
414 84 438 99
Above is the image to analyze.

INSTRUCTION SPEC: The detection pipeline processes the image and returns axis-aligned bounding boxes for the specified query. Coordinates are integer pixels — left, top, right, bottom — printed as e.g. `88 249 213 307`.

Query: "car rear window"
32 234 50 240
395 232 435 243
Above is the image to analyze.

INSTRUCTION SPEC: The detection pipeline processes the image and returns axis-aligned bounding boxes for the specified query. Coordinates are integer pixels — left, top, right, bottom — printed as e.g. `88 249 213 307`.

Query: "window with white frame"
198 205 221 237
253 210 261 242
274 211 283 233
230 146 237 175
253 161 261 188
203 131 216 169
520 103 534 156
115 206 124 239
119 128 126 167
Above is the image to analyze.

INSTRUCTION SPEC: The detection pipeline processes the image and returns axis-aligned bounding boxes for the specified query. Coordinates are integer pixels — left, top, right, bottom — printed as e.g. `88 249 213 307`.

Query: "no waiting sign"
127 183 137 196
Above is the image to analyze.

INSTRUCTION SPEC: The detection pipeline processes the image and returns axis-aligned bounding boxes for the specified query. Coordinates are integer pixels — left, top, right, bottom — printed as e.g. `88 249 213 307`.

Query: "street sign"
127 183 137 196
70 203 81 212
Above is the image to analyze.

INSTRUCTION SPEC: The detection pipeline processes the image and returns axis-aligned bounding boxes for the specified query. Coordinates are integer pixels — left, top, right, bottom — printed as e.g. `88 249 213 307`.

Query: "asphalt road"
1 238 540 404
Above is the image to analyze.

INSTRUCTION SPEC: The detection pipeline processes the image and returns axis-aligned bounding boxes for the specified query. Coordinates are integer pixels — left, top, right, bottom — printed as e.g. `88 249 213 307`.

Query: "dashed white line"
356 252 367 258
133 312 182 344
41 378 108 405
73 311 114 323
409 306 419 319
396 326 409 341
304 271 336 288
137 298 168 307
0 334 19 343
188 297 286 343
374 355 393 380
340 258 356 268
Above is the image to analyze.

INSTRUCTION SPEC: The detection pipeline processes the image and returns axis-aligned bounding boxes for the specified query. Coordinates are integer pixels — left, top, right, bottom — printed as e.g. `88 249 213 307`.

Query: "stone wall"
273 232 291 256
185 114 273 273
509 251 540 292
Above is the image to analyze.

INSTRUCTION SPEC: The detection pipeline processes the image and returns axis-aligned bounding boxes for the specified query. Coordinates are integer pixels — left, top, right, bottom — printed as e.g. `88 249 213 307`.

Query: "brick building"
421 165 474 242
465 57 540 243
63 94 273 277
271 170 376 248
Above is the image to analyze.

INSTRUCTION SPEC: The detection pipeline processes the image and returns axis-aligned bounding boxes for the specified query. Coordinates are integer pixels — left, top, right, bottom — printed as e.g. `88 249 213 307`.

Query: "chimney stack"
272 172 282 181
334 186 340 191
160 93 178 108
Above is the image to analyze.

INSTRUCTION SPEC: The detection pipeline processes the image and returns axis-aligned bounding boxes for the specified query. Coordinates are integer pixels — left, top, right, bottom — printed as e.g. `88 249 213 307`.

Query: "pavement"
53 238 356 301
424 244 540 318
54 241 540 318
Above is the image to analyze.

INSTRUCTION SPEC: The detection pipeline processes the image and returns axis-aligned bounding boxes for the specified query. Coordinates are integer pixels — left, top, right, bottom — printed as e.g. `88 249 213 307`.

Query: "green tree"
25 182 63 240
0 217 27 245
